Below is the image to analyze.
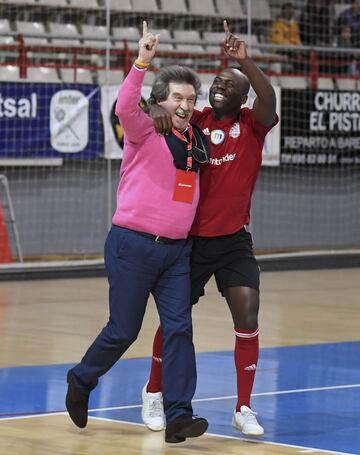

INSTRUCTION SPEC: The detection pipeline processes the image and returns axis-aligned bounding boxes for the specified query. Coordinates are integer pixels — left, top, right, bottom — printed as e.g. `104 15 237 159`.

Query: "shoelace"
148 397 163 417
243 408 258 423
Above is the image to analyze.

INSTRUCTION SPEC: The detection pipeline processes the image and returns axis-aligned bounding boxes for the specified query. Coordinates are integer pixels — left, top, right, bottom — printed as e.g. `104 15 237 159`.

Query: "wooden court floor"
0 268 359 454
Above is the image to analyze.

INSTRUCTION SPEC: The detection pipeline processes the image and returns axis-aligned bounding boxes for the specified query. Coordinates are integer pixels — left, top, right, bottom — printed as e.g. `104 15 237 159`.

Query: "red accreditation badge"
173 169 196 203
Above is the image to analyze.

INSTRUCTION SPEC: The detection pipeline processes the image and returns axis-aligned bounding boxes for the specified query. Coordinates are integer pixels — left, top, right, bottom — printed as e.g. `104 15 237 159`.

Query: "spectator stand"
0 1 359 88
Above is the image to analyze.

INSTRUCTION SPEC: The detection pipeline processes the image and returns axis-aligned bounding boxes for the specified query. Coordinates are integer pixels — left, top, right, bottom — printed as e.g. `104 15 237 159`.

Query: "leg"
66 227 162 428
72 227 157 389
152 240 195 423
142 238 214 430
223 286 260 408
141 326 165 431
146 326 163 393
214 228 264 435
223 287 264 436
152 239 208 442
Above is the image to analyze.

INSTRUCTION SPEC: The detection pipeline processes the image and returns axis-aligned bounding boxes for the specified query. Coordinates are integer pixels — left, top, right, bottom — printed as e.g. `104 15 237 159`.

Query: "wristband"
134 58 150 69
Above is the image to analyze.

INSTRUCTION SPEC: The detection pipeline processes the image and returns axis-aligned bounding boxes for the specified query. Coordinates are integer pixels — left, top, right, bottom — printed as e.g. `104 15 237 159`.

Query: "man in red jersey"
142 21 278 436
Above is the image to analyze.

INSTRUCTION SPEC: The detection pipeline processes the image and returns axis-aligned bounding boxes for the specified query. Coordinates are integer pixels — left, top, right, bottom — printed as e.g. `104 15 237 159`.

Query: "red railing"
0 36 358 88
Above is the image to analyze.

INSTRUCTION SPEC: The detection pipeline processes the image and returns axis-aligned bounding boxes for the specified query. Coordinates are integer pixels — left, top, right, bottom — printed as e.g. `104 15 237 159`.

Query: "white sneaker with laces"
232 406 264 436
141 383 165 431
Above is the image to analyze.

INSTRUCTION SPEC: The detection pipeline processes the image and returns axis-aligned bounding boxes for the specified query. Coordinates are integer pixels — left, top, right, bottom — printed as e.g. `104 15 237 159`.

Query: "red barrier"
0 204 12 263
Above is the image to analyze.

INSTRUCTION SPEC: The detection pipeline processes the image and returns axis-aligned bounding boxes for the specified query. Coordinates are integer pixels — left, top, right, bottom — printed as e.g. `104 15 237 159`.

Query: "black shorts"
190 227 260 304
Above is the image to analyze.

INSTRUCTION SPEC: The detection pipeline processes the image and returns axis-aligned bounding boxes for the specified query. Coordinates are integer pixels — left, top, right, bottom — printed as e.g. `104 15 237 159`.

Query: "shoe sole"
145 422 165 432
166 419 208 443
231 416 264 436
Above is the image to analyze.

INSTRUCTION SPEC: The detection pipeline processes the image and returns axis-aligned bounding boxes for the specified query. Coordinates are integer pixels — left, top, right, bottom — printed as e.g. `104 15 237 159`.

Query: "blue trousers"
72 225 196 423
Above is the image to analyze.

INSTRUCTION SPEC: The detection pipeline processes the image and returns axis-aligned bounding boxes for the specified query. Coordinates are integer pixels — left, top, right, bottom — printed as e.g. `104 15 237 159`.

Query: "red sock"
146 326 163 393
234 327 259 411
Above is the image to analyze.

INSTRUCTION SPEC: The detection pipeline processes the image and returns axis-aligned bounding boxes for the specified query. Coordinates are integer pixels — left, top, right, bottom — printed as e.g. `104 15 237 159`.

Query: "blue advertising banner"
0 83 103 160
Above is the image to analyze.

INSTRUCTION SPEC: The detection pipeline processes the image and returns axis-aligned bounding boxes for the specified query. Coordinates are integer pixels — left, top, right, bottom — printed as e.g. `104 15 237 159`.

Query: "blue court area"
0 342 359 454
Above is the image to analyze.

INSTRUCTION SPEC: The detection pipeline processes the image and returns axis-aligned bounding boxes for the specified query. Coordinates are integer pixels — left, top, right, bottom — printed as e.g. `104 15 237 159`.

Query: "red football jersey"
190 107 278 237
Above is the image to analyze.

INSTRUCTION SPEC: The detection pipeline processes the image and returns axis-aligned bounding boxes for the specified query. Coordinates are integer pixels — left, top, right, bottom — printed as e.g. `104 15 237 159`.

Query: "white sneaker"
141 383 165 431
232 406 264 436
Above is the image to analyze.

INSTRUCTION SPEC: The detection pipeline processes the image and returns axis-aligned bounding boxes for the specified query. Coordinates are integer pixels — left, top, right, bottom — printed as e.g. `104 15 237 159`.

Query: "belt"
136 231 181 244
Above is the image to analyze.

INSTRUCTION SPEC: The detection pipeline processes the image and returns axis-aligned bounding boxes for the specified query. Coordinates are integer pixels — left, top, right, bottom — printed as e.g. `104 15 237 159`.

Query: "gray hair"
149 65 201 103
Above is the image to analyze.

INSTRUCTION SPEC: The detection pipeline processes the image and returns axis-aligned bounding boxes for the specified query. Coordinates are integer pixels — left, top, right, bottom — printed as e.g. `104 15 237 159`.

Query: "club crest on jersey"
229 122 240 138
202 127 210 136
210 129 225 145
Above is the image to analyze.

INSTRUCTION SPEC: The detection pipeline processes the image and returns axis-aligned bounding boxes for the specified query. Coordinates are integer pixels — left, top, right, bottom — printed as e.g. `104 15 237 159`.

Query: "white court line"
194 382 360 403
1 382 359 420
1 383 359 455
88 416 354 455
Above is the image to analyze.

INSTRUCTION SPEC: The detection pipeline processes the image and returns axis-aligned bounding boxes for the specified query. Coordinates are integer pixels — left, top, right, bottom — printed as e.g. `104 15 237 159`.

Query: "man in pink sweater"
65 22 210 444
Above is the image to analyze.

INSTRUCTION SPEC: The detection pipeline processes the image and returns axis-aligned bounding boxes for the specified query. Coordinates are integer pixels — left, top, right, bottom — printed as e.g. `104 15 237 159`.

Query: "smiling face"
158 82 197 131
209 69 249 119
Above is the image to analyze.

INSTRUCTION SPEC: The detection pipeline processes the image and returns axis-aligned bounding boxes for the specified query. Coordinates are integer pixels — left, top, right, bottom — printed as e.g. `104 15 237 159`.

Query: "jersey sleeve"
190 107 212 128
190 109 203 126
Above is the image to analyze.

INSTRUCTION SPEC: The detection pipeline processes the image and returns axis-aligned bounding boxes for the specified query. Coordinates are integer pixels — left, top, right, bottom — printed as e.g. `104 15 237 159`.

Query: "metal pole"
247 0 252 52
106 0 113 229
246 0 254 236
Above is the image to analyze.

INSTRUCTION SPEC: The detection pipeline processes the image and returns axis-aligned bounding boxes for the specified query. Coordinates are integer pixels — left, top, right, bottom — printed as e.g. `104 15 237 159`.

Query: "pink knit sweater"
113 65 200 239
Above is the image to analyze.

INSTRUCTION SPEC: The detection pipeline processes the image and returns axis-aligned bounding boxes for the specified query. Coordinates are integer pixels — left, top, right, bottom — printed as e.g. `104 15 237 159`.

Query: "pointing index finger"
223 20 230 34
142 20 148 37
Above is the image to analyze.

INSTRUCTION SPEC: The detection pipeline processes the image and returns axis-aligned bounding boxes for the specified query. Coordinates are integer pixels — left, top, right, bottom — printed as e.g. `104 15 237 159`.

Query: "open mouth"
175 108 187 119
212 92 226 101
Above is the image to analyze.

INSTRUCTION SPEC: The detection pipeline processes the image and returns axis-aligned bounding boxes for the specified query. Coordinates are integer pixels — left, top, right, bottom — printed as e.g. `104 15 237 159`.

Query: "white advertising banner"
101 85 152 159
50 89 89 153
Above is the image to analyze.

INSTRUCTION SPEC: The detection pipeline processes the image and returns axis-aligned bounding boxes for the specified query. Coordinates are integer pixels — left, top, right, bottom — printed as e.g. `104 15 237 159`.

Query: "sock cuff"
234 327 259 338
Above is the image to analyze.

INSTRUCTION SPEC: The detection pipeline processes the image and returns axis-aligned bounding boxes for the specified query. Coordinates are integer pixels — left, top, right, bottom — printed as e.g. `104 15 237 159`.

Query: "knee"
103 321 139 347
232 311 258 330
226 287 259 329
233 301 259 329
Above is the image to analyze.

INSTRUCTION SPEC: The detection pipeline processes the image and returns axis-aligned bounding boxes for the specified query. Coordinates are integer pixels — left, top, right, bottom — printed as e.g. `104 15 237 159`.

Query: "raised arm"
223 20 276 127
115 21 160 142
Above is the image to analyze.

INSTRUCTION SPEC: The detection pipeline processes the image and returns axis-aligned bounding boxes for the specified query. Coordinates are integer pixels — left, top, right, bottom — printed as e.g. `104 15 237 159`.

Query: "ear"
241 95 248 105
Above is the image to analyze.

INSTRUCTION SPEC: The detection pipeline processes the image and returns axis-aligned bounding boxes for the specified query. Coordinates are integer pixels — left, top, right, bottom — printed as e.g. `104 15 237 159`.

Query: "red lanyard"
172 125 193 170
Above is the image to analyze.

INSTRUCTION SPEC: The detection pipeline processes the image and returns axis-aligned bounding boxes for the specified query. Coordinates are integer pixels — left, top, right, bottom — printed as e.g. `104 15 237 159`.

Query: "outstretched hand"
222 20 247 61
138 21 160 64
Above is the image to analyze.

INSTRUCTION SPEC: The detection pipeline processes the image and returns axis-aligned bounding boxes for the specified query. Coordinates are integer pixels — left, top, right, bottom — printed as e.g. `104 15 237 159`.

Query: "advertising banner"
101 84 152 159
0 82 103 161
281 89 360 165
